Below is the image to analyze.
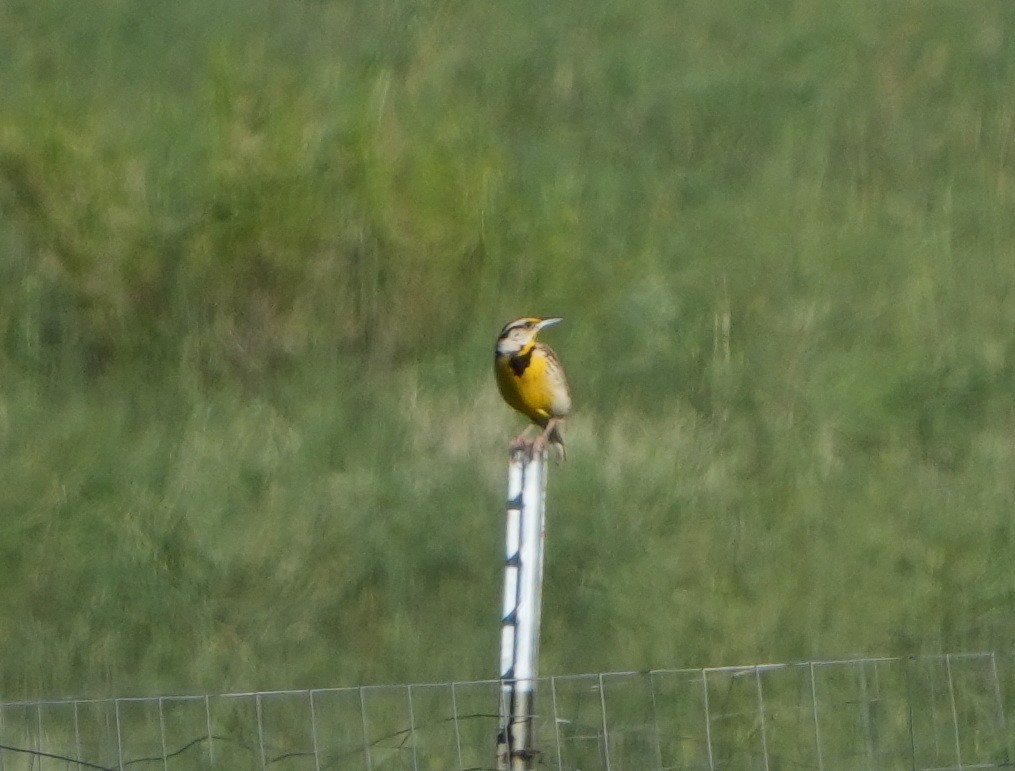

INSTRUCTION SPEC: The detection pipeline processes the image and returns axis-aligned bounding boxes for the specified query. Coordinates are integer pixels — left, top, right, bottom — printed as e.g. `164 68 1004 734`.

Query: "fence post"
497 448 549 771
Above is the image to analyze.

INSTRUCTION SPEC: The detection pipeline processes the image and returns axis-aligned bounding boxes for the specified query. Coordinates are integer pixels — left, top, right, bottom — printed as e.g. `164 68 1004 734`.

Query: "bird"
494 316 572 460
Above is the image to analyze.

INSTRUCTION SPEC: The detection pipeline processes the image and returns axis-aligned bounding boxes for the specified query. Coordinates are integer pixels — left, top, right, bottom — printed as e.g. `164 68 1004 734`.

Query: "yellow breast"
494 345 570 425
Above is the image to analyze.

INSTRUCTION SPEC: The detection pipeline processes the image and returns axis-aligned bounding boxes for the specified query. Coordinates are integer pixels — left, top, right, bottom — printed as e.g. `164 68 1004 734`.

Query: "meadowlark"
494 316 572 460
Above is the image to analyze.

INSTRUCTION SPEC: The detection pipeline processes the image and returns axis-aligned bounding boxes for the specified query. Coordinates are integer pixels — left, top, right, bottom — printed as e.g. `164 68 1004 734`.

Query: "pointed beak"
535 317 563 331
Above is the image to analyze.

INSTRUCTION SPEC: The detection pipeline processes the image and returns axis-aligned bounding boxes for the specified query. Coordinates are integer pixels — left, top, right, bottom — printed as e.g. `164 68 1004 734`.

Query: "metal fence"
1 652 1011 770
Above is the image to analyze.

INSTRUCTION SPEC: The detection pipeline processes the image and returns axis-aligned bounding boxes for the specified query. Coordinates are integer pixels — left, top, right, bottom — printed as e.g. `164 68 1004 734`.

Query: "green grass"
1 0 1015 704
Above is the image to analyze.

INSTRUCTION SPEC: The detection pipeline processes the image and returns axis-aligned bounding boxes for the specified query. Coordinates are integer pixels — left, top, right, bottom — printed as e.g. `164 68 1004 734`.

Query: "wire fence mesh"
1 652 1012 770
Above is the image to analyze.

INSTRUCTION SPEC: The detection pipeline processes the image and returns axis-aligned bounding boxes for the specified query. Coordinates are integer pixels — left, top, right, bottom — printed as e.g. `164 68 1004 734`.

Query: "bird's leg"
510 424 536 453
531 417 563 458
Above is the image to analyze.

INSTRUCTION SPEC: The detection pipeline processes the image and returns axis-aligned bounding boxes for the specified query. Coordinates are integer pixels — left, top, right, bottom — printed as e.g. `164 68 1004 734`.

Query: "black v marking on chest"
509 348 533 377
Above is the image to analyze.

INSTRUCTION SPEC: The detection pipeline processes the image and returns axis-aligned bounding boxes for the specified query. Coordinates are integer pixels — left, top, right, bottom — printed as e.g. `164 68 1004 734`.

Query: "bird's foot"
529 435 565 463
509 424 537 457
509 434 534 457
531 434 548 456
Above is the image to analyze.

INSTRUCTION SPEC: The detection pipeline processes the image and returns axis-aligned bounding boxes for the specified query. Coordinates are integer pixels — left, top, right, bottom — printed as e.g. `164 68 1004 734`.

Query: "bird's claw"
508 436 551 461
509 436 533 457
531 435 548 456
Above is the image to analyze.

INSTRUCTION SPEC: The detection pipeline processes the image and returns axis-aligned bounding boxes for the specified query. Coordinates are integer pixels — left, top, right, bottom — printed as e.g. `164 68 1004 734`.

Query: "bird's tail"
547 419 567 462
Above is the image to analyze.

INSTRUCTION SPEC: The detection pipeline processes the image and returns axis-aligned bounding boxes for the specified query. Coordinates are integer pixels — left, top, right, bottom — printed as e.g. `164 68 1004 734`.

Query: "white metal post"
497 448 549 771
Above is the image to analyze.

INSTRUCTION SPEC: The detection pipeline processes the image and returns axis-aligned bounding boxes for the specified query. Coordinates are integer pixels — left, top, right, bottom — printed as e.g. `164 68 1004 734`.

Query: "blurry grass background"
1 0 1015 699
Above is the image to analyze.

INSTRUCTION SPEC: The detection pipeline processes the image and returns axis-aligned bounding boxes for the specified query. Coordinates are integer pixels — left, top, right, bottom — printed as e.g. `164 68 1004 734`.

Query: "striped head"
495 317 562 357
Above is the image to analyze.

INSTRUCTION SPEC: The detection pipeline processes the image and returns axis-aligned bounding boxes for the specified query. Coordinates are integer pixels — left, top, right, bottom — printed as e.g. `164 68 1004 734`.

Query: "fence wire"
1 652 1012 770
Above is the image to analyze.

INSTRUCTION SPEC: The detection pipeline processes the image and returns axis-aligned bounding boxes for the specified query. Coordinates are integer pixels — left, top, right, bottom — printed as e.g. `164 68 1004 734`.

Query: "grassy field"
1 0 1015 704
